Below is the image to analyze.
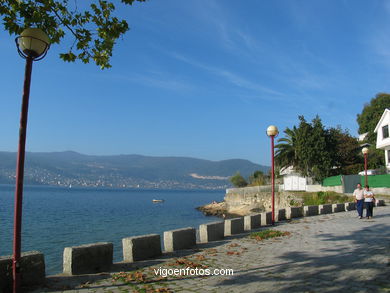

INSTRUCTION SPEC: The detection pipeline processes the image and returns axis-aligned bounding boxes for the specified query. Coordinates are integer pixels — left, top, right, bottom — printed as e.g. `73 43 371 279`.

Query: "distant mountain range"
0 151 269 189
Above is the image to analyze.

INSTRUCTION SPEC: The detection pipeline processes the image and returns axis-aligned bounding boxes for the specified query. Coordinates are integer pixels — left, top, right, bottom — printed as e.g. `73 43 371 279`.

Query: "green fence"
322 175 342 186
322 174 390 188
361 174 390 188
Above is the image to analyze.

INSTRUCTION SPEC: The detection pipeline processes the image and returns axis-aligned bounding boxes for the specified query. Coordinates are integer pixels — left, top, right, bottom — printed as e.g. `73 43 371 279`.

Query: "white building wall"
376 110 390 149
385 148 390 173
283 174 306 191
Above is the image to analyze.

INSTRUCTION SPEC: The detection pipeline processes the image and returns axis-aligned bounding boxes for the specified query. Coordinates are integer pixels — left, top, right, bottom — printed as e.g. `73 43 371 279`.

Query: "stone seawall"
224 187 300 216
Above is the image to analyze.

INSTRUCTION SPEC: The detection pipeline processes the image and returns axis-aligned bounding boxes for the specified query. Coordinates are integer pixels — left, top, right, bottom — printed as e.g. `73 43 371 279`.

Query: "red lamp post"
267 125 279 225
13 28 50 293
362 147 369 187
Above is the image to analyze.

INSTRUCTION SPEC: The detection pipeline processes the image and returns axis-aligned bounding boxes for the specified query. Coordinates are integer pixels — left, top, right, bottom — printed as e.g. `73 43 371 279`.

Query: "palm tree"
275 126 298 169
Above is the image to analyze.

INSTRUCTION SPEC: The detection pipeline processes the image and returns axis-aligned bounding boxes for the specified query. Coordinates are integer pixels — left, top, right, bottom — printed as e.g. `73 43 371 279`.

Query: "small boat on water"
152 199 165 203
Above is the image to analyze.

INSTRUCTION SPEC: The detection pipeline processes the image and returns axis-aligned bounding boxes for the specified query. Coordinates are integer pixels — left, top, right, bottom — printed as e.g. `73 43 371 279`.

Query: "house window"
388 150 390 164
383 125 389 139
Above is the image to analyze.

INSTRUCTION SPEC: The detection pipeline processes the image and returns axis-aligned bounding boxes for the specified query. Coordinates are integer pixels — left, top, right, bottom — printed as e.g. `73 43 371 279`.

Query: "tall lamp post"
13 28 50 293
266 125 279 225
362 147 369 187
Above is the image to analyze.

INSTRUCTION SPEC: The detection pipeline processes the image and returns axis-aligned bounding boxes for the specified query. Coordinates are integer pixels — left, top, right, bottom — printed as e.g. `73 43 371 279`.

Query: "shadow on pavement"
216 215 390 292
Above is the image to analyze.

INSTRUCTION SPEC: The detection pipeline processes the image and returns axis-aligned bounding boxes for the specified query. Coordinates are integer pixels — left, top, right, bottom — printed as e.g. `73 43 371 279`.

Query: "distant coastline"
0 151 268 190
0 183 226 192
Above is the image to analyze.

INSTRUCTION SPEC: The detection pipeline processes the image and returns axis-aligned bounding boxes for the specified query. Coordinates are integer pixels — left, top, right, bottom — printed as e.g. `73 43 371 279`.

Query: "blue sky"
1 0 390 166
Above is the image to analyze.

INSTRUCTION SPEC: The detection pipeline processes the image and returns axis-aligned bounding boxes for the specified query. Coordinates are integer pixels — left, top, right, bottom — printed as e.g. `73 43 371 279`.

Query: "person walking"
364 185 375 219
353 183 364 219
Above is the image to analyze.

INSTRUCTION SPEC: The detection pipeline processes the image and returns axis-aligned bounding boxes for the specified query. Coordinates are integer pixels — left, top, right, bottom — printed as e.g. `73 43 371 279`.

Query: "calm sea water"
0 184 224 275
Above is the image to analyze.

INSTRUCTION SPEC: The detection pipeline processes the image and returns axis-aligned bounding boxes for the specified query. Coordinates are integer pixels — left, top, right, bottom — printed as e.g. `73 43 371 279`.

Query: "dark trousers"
356 199 364 217
365 202 374 217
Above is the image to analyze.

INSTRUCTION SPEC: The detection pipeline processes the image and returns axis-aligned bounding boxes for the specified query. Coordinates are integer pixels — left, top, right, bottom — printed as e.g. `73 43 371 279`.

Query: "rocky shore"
196 201 227 217
196 201 250 218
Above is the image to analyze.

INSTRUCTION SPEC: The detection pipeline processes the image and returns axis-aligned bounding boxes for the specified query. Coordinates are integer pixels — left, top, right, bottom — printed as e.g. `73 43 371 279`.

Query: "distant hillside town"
0 151 268 190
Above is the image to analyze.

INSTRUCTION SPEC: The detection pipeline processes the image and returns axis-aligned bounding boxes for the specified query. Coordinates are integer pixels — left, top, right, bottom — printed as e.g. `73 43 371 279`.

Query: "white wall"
305 184 344 193
372 187 390 195
385 148 390 172
376 110 390 149
283 174 306 191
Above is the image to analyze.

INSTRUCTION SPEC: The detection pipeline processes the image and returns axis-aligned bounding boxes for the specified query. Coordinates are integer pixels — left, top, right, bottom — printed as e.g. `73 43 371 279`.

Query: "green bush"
303 191 351 205
250 229 290 241
289 199 301 207
230 172 248 187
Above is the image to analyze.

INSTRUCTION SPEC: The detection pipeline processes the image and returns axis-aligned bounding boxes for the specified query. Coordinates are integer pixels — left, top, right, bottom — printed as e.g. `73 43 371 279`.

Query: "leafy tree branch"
0 0 146 68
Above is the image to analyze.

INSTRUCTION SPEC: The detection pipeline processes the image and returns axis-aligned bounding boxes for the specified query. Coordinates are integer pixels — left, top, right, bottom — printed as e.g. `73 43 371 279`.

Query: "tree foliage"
357 93 390 143
249 170 267 186
0 0 146 68
230 172 248 188
356 93 390 169
275 115 362 182
275 126 298 169
329 127 362 174
275 94 390 180
293 116 335 181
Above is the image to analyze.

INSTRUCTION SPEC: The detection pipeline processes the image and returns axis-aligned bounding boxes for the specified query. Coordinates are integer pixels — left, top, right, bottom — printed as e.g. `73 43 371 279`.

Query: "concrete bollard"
345 202 356 211
371 199 386 207
286 207 303 219
164 227 196 252
244 213 261 231
377 199 385 206
123 234 162 262
332 203 345 213
63 242 113 275
0 256 13 293
199 221 224 243
224 218 244 236
319 204 333 214
276 209 286 222
0 251 45 292
303 205 319 217
260 212 272 226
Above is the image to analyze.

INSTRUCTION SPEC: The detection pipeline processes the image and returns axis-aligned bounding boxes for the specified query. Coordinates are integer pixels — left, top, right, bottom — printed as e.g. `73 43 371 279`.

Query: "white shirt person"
363 185 375 219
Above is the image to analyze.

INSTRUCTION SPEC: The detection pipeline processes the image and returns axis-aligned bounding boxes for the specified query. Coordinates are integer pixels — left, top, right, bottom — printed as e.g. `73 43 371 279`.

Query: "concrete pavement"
33 205 390 293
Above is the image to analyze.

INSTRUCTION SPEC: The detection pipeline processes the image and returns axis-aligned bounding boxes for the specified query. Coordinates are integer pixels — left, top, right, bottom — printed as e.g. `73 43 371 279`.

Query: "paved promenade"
36 205 390 293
